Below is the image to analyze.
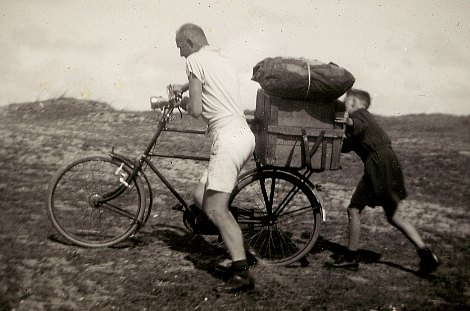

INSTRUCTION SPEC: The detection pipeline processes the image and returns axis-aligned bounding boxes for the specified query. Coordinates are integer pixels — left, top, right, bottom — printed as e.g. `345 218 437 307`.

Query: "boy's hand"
335 113 353 126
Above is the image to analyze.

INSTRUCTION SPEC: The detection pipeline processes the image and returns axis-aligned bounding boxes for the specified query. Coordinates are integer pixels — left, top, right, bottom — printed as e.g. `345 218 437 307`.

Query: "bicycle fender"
237 168 257 182
110 152 134 168
310 187 326 222
110 152 152 192
285 169 326 222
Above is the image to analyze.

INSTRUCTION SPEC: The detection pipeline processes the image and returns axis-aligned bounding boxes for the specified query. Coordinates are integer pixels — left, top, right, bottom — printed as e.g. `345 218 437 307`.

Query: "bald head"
175 23 209 58
176 24 208 43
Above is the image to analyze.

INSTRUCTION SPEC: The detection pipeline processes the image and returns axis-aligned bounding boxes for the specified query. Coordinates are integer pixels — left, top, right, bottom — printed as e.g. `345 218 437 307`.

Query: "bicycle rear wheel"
230 168 322 266
47 154 145 247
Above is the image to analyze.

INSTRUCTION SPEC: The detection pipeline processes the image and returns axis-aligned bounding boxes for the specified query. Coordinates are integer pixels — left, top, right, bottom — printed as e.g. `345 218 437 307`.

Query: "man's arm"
186 73 203 118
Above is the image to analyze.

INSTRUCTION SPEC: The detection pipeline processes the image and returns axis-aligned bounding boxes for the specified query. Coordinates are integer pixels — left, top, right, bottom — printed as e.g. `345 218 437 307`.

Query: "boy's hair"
347 89 371 108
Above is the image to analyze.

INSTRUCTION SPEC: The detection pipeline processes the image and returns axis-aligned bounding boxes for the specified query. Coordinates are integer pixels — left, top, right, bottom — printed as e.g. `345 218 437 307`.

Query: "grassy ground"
0 98 469 310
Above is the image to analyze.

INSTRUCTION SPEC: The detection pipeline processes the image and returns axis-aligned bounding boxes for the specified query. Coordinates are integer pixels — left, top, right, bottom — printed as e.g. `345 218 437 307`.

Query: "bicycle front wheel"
230 169 322 266
47 154 145 247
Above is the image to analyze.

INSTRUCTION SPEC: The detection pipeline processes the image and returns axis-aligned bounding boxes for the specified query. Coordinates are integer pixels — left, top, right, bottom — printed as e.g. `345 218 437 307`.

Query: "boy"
170 23 256 292
328 89 439 273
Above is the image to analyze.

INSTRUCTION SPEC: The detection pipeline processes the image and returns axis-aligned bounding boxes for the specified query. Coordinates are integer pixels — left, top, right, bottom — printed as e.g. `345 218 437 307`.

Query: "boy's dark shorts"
350 175 401 213
350 147 407 212
350 175 381 210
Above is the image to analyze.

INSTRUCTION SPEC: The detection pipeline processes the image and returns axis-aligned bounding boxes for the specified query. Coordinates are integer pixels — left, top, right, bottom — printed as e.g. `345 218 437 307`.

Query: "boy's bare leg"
325 204 362 270
385 203 439 272
384 204 425 249
347 205 363 251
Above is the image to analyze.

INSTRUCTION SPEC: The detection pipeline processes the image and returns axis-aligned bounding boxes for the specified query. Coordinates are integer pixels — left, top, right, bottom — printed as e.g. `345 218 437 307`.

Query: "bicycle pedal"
299 256 310 267
171 203 185 212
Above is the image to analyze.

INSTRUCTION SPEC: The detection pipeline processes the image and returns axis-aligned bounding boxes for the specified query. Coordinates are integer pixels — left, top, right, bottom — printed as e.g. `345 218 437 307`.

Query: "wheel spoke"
258 176 272 213
101 202 141 221
268 175 276 214
277 205 313 218
273 182 301 217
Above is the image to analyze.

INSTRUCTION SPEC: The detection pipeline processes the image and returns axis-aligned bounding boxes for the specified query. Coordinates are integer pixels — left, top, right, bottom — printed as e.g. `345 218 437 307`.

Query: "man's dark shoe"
218 273 254 293
325 254 359 271
418 247 439 273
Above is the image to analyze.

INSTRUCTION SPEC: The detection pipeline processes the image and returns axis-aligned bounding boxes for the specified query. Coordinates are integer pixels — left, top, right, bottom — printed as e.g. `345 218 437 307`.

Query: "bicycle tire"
230 168 322 266
47 154 146 247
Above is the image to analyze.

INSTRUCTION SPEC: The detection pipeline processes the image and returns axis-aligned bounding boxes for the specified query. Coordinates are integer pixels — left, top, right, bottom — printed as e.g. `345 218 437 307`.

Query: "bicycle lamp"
150 96 168 110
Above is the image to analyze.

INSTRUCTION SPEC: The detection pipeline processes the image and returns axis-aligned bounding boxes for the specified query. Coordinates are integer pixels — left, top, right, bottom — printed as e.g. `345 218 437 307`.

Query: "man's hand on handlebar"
149 95 189 111
179 96 190 111
168 83 190 111
150 84 190 110
168 84 188 95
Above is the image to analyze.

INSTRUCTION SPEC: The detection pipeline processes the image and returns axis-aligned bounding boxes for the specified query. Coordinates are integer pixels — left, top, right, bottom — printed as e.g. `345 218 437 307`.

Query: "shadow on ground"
47 223 231 280
311 236 435 279
47 230 436 281
145 224 229 280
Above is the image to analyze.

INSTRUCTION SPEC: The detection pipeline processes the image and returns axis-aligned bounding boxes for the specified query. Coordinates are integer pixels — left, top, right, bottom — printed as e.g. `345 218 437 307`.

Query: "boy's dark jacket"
342 108 392 162
342 108 407 205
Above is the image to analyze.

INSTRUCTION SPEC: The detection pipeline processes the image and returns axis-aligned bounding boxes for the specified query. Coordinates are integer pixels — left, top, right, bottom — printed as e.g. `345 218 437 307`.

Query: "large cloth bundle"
252 57 355 101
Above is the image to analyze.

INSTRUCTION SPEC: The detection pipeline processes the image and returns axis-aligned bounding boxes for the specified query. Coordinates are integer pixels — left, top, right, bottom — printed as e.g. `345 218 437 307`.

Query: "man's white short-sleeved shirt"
185 45 245 132
185 45 255 192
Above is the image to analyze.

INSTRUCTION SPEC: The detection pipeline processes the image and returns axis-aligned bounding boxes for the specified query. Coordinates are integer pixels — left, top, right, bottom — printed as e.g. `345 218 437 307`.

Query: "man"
170 23 256 292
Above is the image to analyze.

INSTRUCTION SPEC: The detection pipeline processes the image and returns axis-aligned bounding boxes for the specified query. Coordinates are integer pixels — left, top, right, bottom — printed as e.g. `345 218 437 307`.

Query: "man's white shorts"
199 118 255 193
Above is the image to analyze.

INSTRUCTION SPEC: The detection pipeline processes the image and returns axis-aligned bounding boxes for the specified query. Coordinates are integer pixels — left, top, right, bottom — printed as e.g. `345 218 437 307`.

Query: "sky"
1 0 470 116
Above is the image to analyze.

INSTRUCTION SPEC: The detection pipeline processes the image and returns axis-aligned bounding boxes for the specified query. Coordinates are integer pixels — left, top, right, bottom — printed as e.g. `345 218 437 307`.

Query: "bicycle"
46 87 325 266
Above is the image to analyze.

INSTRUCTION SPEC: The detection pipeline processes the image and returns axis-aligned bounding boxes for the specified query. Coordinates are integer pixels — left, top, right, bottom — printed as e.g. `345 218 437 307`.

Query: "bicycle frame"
98 101 326 223
98 104 207 211
47 86 327 263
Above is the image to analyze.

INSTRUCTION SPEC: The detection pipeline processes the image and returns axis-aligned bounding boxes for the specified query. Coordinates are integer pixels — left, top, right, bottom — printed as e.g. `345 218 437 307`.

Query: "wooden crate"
253 89 345 170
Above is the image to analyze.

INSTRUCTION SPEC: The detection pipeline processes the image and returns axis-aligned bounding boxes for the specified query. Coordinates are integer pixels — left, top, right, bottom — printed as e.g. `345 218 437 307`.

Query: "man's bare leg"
203 190 254 292
203 190 246 261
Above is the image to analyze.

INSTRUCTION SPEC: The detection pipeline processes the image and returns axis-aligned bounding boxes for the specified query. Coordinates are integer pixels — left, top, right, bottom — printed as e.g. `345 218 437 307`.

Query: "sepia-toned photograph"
1 1 469 310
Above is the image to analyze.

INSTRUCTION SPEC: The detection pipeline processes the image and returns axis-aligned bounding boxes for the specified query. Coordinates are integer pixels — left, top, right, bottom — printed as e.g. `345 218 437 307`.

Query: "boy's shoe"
417 247 439 273
325 253 359 271
218 273 255 293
